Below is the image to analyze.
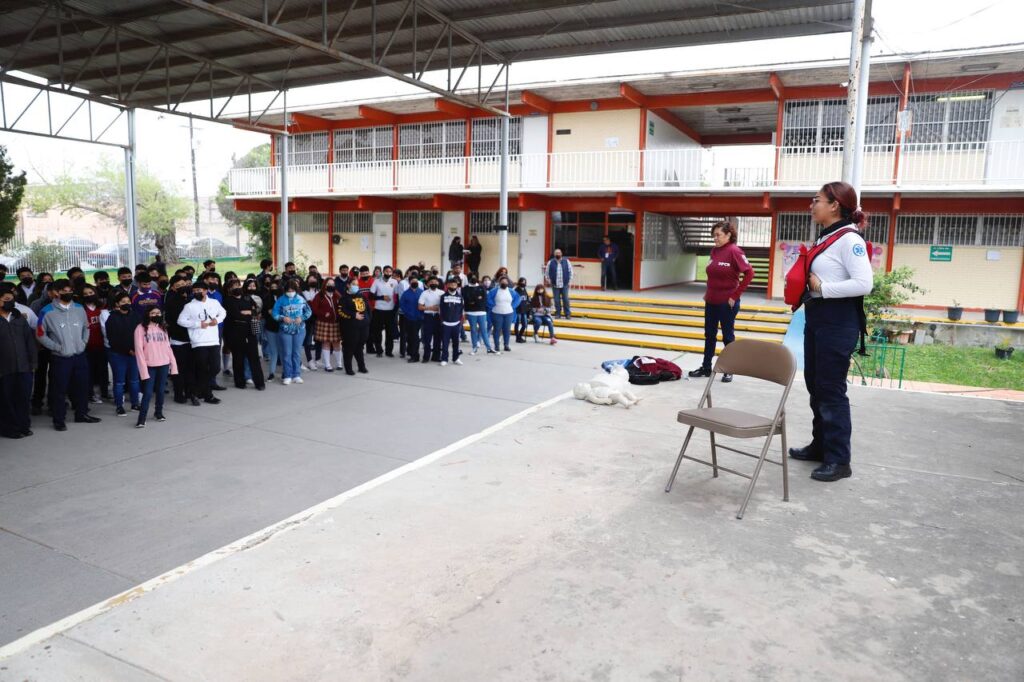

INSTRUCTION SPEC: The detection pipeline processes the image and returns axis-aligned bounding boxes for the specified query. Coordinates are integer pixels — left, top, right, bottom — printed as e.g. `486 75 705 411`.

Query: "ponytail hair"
820 181 868 228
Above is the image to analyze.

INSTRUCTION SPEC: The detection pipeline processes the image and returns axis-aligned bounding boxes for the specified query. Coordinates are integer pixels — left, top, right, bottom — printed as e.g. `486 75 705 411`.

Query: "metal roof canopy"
0 0 853 267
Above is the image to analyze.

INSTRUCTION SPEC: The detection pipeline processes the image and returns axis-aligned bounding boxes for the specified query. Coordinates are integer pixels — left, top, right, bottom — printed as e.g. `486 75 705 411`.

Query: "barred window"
470 117 522 157
777 213 814 242
906 91 992 148
334 126 392 163
397 212 443 234
861 214 890 245
291 212 329 233
275 132 329 166
896 215 936 244
642 214 669 261
981 215 1024 247
469 211 520 234
551 211 612 259
398 121 466 160
936 215 979 246
333 212 373 233
782 97 897 153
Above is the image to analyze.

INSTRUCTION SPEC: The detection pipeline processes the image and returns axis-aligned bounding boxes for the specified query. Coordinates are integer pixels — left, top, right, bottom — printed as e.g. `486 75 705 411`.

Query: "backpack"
783 227 871 355
625 356 683 385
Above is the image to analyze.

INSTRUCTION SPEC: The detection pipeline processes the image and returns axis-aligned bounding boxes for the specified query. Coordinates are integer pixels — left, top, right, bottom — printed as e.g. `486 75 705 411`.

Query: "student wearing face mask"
78 284 110 404
178 281 226 404
271 280 312 385
93 271 113 303
355 266 376 355
462 274 495 355
333 264 350 291
164 276 197 405
301 275 323 371
513 277 530 344
369 265 399 358
418 275 443 363
223 280 266 390
486 275 521 353
0 284 37 439
338 278 370 375
134 307 178 428
112 267 138 302
130 272 163 319
545 249 573 319
530 285 558 345
310 278 343 373
242 278 264 384
438 277 465 366
101 292 142 416
14 267 35 305
261 278 283 381
399 274 424 363
396 268 418 358
37 279 101 431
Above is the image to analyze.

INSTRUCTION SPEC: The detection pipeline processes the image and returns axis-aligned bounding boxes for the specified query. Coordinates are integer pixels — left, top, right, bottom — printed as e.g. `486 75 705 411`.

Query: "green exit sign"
930 245 953 262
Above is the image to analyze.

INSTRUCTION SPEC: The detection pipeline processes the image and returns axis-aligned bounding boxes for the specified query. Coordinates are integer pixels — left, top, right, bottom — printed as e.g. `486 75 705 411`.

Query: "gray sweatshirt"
38 302 89 357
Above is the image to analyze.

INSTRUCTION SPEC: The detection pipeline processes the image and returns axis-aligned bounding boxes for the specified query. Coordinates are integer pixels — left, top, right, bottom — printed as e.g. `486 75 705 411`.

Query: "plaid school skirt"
315 318 342 344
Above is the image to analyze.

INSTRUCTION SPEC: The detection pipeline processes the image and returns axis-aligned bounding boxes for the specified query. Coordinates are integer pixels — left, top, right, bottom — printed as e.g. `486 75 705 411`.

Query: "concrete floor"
1 349 1021 681
0 339 648 648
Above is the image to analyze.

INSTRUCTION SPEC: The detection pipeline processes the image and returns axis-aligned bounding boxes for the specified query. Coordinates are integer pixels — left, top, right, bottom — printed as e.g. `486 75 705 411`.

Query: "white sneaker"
454 358 463 366
294 376 304 384
495 350 502 355
440 361 448 367
300 363 308 372
308 361 319 371
246 379 255 386
470 347 478 356
282 378 292 385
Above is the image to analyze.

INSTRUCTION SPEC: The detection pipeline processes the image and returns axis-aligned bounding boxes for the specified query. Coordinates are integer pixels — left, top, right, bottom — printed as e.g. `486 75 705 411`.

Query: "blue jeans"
552 287 571 318
702 299 740 370
278 327 305 379
441 324 462 362
491 312 514 349
514 312 529 338
467 314 491 351
532 314 555 338
108 351 140 408
600 260 618 289
139 364 169 422
264 330 281 376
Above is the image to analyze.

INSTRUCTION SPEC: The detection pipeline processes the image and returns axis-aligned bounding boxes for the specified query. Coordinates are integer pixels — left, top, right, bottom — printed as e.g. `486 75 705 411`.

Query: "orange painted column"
392 126 399 191
464 118 472 189
545 114 554 188
391 209 398 268
638 107 647 187
885 194 899 273
633 211 644 291
773 98 784 183
327 210 335 274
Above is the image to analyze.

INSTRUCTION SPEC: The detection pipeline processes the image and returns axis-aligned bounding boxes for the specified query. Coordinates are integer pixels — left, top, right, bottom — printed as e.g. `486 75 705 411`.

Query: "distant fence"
1 235 248 274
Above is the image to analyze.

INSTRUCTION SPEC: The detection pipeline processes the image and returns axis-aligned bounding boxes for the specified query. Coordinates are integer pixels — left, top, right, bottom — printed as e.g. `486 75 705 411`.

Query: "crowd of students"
0 257 559 437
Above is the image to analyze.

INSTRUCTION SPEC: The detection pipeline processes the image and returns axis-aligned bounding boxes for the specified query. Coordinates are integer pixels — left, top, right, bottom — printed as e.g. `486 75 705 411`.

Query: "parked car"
0 246 31 271
181 237 240 259
85 243 159 268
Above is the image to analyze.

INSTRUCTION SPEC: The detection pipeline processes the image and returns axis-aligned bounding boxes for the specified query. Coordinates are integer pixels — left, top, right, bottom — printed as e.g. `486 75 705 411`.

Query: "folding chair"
664 339 796 519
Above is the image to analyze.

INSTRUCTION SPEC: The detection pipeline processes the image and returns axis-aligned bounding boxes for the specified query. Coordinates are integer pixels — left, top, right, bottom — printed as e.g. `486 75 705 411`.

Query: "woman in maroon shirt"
689 219 754 382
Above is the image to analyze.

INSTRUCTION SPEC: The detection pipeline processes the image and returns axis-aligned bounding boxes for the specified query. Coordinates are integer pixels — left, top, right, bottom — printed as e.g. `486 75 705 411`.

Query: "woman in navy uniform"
789 181 873 482
339 279 370 376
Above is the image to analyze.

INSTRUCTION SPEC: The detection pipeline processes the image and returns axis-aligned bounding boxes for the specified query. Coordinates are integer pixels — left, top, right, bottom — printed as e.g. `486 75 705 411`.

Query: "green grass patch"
902 344 1024 391
695 255 708 282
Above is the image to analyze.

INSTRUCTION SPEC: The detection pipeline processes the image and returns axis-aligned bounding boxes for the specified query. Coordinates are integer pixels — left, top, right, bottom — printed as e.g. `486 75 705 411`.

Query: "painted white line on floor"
0 390 573 661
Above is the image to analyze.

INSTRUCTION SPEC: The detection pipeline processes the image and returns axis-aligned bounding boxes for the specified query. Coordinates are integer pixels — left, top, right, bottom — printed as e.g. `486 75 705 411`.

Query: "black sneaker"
504 346 511 352
189 397 201 407
204 396 221 405
721 373 734 383
688 367 712 378
267 373 275 381
154 413 166 422
135 421 146 429
116 406 127 417
131 404 141 411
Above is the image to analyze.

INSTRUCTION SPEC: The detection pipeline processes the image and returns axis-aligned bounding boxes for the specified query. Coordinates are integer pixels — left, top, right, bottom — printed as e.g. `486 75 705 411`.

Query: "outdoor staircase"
533 292 793 355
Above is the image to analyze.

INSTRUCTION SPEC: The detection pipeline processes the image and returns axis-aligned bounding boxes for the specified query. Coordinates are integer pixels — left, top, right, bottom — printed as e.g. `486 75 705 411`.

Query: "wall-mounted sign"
987 250 1002 261
605 136 619 148
648 120 655 136
929 245 952 262
555 129 571 135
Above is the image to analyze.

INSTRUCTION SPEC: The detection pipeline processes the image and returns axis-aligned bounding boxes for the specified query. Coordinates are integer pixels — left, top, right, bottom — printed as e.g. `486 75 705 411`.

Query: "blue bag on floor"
601 358 632 373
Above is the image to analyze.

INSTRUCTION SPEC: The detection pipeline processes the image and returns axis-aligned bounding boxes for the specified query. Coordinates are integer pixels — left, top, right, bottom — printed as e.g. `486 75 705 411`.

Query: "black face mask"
1 300 14 312
428 283 438 290
20 277 33 286
98 282 111 291
120 279 133 287
499 283 508 289
149 315 163 325
118 303 131 312
383 274 391 280
447 286 457 293
83 295 97 304
410 281 419 289
59 292 74 303
555 255 562 260
230 288 242 297
325 286 335 292
270 288 279 294
158 280 169 291
193 291 206 300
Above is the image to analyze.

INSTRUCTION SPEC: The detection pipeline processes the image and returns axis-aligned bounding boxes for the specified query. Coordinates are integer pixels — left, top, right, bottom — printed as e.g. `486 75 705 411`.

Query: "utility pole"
842 0 873 195
189 116 201 237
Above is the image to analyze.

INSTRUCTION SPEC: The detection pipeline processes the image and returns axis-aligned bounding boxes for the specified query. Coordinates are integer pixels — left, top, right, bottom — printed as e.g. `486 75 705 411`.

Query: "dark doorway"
607 224 634 290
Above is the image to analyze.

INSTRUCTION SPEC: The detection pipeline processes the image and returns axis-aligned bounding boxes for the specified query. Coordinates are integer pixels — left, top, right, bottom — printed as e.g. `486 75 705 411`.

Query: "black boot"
811 463 852 482
688 366 711 378
788 444 824 461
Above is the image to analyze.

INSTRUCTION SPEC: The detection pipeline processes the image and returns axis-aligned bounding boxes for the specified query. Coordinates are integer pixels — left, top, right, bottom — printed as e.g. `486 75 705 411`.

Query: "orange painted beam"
704 132 773 145
550 97 635 113
290 112 333 131
358 106 397 123
769 72 785 100
650 108 702 144
357 196 397 212
434 99 480 118
614 192 645 212
520 90 554 113
234 199 280 213
619 83 648 107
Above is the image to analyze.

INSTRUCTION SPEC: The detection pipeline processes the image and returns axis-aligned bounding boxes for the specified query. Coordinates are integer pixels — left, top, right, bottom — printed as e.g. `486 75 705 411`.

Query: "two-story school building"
228 46 1024 312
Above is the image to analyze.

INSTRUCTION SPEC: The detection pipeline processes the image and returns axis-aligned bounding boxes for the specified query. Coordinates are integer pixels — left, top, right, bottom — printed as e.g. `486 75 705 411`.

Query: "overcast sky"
1 0 1021 199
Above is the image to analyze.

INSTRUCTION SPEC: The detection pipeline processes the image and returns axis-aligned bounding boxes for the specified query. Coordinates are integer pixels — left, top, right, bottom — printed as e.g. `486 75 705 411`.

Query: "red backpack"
784 228 870 311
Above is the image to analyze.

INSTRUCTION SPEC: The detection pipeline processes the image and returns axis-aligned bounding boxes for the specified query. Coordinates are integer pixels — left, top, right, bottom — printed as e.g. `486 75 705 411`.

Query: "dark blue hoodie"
438 288 464 326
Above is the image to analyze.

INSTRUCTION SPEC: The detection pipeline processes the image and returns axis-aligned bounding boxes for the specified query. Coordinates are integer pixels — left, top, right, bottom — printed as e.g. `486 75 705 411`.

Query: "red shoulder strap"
805 227 859 275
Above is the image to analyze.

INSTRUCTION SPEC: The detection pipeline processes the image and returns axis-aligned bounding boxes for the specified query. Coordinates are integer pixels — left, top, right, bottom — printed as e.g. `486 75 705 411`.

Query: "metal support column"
842 0 872 193
189 115 201 237
124 107 139 267
498 64 510 268
279 89 290 266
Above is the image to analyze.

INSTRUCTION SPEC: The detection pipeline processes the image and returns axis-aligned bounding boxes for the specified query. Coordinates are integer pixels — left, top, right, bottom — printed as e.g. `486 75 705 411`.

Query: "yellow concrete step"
572 292 792 315
571 309 788 335
572 302 792 325
530 327 781 354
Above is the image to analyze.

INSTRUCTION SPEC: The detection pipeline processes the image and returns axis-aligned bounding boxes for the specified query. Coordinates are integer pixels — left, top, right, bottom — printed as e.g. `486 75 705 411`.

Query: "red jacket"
704 242 754 304
310 290 341 322
83 304 105 352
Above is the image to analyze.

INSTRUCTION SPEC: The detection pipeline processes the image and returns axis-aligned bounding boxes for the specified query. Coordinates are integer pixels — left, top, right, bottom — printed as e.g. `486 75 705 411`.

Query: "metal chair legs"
665 426 695 493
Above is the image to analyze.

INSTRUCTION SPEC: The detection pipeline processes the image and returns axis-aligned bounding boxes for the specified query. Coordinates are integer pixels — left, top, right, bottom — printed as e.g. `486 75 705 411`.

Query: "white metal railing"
227 141 1024 197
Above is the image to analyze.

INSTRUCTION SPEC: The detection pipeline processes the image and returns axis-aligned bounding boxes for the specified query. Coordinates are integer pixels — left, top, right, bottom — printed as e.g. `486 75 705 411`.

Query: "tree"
26 157 190 260
216 143 272 260
0 145 28 245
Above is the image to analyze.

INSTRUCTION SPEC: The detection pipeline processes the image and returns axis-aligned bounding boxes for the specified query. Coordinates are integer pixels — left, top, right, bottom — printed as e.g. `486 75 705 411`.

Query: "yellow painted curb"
572 293 792 314
571 310 787 335
572 303 791 324
555 318 782 343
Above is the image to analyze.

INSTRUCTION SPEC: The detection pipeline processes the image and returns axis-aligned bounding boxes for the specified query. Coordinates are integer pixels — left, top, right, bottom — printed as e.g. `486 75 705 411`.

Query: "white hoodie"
178 296 226 347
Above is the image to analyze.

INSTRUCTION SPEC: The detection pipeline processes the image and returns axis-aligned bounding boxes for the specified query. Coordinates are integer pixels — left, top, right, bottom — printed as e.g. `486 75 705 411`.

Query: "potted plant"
863 266 925 345
1004 309 1020 324
947 300 963 322
995 336 1014 360
984 308 1002 324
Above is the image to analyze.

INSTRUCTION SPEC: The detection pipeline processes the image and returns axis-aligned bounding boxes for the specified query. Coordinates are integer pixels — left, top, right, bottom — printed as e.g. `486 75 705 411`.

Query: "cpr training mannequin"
573 366 641 409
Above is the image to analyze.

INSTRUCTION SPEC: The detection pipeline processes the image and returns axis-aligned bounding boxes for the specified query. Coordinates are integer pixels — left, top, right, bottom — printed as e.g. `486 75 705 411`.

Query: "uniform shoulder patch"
852 243 866 257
